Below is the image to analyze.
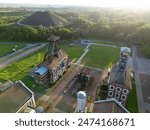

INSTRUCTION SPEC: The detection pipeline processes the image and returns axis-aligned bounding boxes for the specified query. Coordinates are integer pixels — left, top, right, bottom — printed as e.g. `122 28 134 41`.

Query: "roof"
109 63 132 90
41 50 68 69
0 80 14 92
93 98 129 113
48 35 60 42
121 47 131 53
77 91 86 99
0 81 33 113
35 66 48 76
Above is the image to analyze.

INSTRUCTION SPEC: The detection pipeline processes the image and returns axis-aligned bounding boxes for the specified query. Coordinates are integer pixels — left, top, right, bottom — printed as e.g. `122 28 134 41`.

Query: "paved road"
76 43 91 64
0 44 39 62
36 64 81 112
132 47 150 112
0 44 46 70
17 21 27 27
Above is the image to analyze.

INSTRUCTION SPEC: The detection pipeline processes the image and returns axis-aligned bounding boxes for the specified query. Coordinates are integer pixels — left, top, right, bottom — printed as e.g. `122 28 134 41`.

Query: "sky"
0 0 150 9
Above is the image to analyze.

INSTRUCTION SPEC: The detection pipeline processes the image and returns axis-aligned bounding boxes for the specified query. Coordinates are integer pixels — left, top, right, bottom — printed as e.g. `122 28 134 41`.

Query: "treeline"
0 25 71 42
0 9 150 57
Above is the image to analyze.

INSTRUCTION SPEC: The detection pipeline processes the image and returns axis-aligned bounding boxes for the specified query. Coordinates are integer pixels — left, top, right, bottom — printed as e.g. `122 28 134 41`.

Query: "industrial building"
0 80 36 113
34 35 69 85
93 98 129 113
107 47 132 106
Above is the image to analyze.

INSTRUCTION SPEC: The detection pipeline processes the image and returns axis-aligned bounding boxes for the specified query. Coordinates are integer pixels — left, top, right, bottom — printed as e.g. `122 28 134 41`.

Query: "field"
126 76 138 113
60 43 84 62
0 43 26 57
81 45 120 69
0 48 45 83
0 43 84 86
21 75 46 93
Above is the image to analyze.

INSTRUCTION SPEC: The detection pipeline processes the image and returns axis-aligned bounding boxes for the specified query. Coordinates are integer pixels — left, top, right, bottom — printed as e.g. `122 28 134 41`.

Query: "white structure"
120 47 131 62
77 91 87 112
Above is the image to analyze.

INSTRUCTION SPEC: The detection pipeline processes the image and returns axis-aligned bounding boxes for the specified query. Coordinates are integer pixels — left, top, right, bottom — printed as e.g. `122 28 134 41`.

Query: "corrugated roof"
0 81 33 113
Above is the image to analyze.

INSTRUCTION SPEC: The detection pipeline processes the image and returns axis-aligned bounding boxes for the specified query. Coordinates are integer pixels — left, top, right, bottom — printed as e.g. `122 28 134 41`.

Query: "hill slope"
21 11 67 27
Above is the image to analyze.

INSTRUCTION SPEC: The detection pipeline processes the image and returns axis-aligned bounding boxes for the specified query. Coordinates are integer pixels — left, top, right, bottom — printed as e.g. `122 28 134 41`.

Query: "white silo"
77 91 86 113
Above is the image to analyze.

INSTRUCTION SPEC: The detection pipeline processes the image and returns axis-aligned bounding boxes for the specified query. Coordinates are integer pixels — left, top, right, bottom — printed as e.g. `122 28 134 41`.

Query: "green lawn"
140 45 150 58
0 49 45 83
126 77 138 113
0 42 84 86
0 43 26 57
60 43 84 62
81 45 120 69
21 75 46 93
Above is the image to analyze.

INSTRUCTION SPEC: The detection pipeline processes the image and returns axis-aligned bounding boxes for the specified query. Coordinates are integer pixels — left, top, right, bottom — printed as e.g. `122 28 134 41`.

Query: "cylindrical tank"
77 91 86 112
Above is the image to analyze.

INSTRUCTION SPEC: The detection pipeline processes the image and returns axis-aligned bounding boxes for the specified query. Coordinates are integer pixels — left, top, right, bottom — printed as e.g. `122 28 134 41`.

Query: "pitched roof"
41 50 68 69
0 81 33 113
93 98 129 113
109 63 132 90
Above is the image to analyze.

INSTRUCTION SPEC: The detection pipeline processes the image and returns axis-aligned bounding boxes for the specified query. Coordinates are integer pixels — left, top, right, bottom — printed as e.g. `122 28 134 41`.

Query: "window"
62 62 65 67
108 91 113 97
116 87 121 93
109 85 115 91
123 89 128 95
121 95 126 101
114 93 120 99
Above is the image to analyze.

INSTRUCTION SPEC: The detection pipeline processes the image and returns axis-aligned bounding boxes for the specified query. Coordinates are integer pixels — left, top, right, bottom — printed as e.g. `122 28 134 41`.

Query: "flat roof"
121 47 131 53
0 81 33 113
93 98 129 113
35 66 48 76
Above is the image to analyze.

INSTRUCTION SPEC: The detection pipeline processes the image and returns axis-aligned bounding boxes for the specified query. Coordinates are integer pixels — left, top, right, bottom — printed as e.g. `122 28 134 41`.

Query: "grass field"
126 77 138 113
0 49 45 83
21 75 46 93
81 45 120 69
140 45 150 58
0 42 84 86
60 43 84 62
0 43 26 57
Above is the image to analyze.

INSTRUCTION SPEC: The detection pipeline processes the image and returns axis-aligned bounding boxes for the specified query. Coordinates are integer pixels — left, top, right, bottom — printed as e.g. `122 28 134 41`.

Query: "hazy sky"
0 0 150 9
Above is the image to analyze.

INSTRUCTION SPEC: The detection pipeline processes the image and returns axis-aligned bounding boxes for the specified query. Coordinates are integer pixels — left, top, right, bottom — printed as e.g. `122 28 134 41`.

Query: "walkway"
0 44 46 70
132 46 150 112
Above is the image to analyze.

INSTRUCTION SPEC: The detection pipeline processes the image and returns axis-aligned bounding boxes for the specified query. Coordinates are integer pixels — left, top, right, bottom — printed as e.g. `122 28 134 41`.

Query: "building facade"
34 35 69 85
34 50 68 85
107 47 131 106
